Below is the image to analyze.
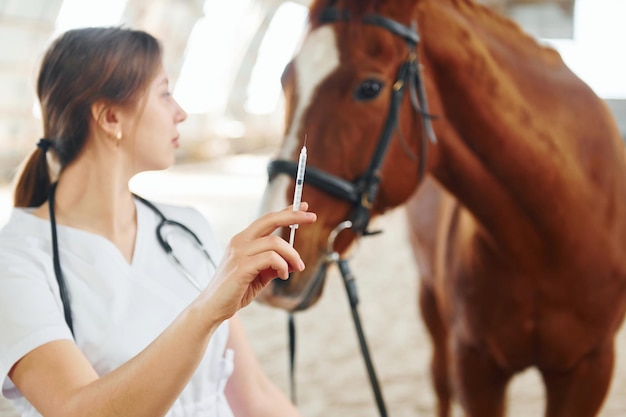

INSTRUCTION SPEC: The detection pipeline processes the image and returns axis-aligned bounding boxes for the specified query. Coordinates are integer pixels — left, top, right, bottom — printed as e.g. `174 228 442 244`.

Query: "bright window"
174 0 308 116
245 1 309 115
544 0 626 99
173 0 256 115
54 0 127 34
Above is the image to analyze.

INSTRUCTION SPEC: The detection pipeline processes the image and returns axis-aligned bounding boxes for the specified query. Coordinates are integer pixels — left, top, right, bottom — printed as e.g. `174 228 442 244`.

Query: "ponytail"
13 139 53 207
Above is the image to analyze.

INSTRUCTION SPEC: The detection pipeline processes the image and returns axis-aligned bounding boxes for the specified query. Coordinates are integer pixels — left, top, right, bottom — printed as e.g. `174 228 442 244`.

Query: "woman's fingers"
284 201 309 212
237 234 304 272
198 205 317 319
239 203 316 239
249 250 291 279
207 249 292 313
229 206 315 278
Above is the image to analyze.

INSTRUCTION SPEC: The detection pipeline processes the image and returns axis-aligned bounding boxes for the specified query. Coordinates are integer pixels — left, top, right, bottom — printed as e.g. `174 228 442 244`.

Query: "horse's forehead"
281 26 339 158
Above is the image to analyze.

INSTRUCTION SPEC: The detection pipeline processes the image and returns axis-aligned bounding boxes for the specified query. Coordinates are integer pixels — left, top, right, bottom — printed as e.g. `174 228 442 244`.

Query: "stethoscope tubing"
48 183 215 337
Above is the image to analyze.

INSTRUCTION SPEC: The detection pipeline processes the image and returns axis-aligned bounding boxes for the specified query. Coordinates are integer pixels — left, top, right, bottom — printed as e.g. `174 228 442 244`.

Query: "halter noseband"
267 7 437 239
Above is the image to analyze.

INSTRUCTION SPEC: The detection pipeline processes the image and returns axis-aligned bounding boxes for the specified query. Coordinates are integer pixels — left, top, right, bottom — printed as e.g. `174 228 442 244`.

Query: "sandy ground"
0 152 624 416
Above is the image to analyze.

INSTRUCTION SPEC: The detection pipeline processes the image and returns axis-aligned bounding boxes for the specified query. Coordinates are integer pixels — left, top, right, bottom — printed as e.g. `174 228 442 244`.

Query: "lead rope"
337 257 388 417
288 313 297 403
288 256 388 417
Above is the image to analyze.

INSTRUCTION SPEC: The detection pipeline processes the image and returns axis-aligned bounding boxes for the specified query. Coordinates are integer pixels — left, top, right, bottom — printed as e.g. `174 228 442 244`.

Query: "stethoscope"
47 182 216 336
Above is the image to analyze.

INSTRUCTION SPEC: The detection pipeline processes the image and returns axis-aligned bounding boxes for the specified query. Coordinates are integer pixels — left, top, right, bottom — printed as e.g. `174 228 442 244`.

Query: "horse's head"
257 0 437 311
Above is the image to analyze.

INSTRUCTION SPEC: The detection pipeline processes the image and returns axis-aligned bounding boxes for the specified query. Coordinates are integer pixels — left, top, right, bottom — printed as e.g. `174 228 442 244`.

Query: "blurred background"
0 0 624 182
0 1 625 416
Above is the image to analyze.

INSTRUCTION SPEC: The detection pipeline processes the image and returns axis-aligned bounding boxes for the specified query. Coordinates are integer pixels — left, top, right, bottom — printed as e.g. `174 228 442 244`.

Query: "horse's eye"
354 79 384 101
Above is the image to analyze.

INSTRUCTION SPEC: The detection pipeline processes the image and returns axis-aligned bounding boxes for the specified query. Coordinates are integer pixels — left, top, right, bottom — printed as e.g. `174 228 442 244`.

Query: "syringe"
289 142 307 246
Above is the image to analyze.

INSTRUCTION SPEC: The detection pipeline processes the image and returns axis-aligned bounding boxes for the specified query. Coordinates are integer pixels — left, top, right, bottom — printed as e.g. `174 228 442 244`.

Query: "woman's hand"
196 202 316 321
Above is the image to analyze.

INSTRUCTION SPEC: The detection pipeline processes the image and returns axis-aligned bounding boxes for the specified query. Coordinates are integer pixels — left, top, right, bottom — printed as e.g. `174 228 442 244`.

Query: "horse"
256 0 626 416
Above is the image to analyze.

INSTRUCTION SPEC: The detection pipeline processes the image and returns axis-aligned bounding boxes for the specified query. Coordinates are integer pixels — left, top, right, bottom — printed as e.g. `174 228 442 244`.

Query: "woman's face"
123 64 187 172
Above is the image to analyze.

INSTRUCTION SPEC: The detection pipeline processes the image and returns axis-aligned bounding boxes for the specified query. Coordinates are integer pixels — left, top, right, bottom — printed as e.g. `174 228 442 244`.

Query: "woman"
0 27 315 417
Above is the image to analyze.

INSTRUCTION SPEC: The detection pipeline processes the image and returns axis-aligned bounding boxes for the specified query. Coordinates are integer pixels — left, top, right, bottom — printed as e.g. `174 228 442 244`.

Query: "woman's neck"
34 146 139 262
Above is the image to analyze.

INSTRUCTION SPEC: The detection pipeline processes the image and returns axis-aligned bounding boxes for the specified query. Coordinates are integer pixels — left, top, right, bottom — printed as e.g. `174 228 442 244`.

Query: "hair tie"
37 138 52 152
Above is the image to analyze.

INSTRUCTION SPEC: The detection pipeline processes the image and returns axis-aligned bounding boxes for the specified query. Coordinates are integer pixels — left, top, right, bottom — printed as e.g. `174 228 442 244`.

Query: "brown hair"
14 27 163 207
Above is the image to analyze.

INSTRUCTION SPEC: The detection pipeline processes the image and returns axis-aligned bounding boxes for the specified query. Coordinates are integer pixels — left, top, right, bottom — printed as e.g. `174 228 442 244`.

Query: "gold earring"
115 131 122 147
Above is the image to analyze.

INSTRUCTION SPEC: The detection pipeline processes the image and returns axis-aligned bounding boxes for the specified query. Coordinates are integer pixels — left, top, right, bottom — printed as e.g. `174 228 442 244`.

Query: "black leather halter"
267 6 437 236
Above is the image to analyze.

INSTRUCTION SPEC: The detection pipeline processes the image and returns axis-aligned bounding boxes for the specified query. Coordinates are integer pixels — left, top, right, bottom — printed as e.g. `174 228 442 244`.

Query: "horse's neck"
417 0 626 260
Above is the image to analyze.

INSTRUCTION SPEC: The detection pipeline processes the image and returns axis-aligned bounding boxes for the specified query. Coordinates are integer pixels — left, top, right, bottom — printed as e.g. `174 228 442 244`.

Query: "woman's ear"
91 100 121 140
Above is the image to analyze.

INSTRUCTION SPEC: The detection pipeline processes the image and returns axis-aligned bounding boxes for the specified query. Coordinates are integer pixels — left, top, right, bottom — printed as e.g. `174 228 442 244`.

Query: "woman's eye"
354 79 384 101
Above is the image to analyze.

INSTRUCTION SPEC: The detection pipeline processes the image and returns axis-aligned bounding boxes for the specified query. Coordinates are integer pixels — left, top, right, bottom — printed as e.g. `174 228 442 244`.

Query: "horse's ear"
281 60 297 122
281 61 295 89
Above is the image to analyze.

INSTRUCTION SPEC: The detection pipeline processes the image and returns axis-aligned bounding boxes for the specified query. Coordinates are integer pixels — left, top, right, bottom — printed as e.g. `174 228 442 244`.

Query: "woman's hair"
14 27 163 207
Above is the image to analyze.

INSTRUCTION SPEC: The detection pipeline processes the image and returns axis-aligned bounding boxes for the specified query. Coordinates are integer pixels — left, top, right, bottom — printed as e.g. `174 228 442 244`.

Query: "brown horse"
256 0 626 416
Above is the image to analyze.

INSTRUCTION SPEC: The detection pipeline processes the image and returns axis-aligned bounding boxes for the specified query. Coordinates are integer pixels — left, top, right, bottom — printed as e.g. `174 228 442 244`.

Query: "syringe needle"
289 140 307 246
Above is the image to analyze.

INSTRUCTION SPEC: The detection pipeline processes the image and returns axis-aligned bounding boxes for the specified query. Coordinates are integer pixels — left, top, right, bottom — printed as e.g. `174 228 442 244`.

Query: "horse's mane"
308 0 561 63
452 0 562 62
308 0 417 25
309 0 386 18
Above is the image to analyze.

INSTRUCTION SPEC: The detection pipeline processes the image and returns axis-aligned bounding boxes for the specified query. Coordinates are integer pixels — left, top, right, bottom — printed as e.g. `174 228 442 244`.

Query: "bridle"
266 6 437 417
269 9 436 238
268 6 437 310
